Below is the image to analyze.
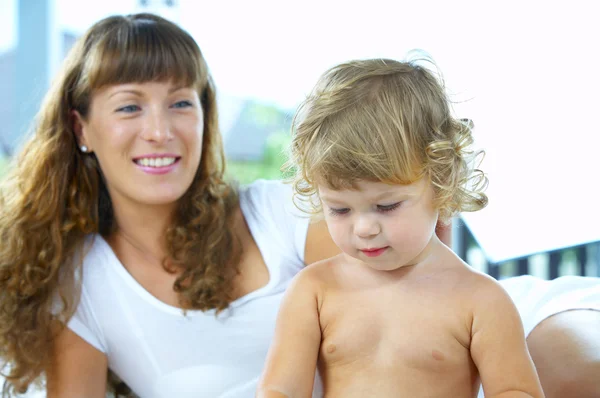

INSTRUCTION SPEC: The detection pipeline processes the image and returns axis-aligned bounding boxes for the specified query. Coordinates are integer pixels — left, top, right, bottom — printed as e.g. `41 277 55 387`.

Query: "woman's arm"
304 219 340 265
527 309 600 398
257 269 322 398
46 326 108 398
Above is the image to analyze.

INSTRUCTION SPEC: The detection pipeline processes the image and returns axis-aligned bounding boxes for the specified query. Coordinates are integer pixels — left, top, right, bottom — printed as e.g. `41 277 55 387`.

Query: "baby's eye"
328 207 350 216
116 104 141 113
377 202 402 213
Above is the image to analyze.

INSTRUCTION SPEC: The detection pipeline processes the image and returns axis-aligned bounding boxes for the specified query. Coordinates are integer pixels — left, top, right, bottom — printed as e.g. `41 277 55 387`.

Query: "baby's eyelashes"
327 202 403 217
328 207 350 216
376 202 402 213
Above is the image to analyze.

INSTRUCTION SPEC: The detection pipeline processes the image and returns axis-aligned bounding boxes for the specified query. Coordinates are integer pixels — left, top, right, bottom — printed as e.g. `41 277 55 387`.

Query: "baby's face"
318 179 439 271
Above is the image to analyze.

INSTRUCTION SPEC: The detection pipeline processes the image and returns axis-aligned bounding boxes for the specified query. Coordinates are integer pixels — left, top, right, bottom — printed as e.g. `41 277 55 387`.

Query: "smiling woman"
0 13 244 397
72 82 204 207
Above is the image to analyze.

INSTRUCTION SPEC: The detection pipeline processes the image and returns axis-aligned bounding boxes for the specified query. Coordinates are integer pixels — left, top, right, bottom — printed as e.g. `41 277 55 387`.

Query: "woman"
0 13 597 398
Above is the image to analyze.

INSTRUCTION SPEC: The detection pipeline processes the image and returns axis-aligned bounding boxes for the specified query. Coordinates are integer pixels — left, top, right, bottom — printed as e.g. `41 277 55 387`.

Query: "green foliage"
263 131 291 171
226 131 291 185
248 102 289 126
222 98 294 185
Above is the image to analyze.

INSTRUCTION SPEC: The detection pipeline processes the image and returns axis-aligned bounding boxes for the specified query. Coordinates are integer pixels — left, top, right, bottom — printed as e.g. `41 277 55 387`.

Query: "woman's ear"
71 110 91 153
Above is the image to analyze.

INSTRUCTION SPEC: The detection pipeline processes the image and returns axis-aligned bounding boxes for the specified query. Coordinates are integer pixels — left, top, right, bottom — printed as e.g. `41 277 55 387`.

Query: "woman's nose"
141 108 173 144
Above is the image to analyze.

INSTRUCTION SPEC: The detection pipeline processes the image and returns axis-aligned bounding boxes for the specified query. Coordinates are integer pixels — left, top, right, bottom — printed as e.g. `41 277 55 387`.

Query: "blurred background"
1 0 599 280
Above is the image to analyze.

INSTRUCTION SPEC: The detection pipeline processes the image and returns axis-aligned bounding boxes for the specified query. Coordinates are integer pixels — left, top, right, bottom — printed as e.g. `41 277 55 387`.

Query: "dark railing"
455 219 600 280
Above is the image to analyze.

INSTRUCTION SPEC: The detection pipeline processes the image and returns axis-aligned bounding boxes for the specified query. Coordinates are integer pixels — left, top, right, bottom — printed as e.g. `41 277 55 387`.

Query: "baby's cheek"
401 225 432 249
331 233 351 253
339 243 358 257
388 226 418 248
329 229 354 255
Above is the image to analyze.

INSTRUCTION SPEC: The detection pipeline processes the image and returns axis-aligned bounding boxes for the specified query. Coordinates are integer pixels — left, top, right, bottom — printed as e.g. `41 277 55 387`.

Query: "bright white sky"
1 0 599 262
1 0 486 107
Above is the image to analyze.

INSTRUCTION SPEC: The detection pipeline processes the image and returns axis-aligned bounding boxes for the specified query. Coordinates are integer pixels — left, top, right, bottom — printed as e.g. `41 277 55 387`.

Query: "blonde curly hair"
0 13 241 396
287 55 488 223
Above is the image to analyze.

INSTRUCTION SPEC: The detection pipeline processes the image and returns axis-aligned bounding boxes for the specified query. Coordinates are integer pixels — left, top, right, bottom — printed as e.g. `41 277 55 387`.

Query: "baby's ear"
435 220 452 247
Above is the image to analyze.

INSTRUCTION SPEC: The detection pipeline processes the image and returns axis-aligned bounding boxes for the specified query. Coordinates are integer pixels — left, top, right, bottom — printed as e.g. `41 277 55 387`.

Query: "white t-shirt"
67 179 600 398
68 179 316 398
499 274 600 337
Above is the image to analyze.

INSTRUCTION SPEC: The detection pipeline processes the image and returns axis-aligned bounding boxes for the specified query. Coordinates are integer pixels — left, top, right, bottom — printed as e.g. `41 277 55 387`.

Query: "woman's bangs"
84 20 206 90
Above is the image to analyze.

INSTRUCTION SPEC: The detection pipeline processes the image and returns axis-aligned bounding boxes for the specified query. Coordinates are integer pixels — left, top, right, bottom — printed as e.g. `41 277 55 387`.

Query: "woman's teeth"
135 157 176 167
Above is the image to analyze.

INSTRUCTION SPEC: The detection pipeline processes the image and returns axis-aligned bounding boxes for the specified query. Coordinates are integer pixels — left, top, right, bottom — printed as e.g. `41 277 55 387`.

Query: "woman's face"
74 80 204 210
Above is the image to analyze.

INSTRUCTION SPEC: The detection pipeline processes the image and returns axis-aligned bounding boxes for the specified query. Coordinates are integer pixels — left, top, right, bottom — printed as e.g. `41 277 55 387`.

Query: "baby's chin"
345 251 409 272
364 262 410 272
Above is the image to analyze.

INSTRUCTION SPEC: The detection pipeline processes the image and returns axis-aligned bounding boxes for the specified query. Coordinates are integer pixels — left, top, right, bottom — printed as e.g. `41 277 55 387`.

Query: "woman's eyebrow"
108 89 142 99
169 85 189 94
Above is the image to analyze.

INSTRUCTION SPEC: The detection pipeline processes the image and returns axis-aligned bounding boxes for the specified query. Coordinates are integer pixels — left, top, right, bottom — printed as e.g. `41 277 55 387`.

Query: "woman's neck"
109 200 176 262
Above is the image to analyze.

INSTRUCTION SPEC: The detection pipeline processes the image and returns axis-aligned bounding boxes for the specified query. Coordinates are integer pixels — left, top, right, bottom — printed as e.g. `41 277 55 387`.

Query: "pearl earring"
80 145 88 153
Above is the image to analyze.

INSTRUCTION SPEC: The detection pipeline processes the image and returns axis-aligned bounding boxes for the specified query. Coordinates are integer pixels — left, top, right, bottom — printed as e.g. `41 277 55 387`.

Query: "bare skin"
316 250 479 397
47 327 108 398
527 309 600 398
258 236 544 398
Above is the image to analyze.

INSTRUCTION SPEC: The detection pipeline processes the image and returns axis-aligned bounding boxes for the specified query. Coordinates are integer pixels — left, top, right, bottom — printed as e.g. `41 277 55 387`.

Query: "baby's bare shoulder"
433 249 498 288
422 252 510 310
293 254 342 290
440 261 515 315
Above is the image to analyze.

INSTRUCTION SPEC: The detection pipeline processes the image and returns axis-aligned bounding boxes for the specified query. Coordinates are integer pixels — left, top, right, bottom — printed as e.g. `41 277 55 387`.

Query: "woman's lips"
133 156 181 175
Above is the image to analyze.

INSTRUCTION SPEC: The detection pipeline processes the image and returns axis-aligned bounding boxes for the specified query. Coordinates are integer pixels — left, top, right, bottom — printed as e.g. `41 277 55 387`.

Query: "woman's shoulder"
238 179 311 266
239 179 305 219
80 233 110 261
239 178 291 202
75 234 115 284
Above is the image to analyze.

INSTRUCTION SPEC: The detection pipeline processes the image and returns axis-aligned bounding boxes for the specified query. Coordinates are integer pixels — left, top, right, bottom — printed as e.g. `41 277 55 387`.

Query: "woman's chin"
133 189 189 207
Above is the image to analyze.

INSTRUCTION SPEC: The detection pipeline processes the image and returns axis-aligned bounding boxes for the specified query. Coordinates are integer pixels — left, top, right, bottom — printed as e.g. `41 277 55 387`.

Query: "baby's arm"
470 277 545 398
256 268 322 398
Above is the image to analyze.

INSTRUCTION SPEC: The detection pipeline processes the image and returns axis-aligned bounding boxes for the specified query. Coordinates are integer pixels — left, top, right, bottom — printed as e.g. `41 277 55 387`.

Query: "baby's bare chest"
318 285 472 373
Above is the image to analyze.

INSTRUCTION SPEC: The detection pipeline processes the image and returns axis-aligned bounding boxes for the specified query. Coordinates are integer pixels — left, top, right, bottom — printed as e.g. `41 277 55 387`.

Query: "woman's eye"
116 104 140 113
377 202 402 213
172 100 193 109
328 207 350 216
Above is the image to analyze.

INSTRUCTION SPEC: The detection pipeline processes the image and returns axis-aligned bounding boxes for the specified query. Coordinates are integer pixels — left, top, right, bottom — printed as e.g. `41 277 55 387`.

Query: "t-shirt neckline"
94 188 278 317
